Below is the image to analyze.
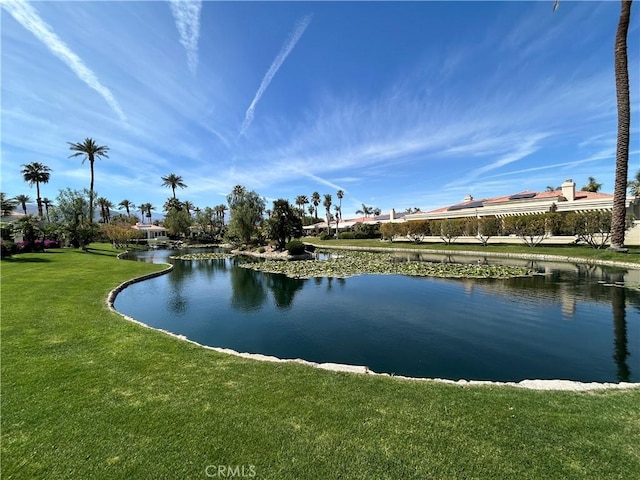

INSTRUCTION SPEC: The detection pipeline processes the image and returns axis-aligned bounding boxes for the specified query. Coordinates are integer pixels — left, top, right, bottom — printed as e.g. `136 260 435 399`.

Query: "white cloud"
239 14 312 137
168 0 202 75
1 0 126 122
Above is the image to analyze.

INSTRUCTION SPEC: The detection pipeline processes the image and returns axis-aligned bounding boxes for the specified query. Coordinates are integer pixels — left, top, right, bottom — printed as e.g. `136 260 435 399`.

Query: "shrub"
257 246 266 253
319 232 333 241
285 239 306 255
1 240 14 258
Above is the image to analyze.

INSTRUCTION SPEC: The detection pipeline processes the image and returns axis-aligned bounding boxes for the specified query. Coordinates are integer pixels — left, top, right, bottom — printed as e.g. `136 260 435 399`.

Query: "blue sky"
1 0 638 218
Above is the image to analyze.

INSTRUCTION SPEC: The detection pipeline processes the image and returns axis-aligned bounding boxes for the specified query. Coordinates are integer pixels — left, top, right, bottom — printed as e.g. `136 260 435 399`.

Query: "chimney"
390 208 395 220
561 179 575 202
464 195 473 202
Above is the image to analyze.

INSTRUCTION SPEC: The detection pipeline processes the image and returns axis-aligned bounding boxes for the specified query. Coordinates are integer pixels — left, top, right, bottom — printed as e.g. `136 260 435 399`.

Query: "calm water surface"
114 248 640 383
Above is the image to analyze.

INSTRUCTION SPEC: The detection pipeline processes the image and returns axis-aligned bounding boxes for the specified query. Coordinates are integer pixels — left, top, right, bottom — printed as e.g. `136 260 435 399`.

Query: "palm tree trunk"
609 0 632 251
89 159 95 224
36 182 43 218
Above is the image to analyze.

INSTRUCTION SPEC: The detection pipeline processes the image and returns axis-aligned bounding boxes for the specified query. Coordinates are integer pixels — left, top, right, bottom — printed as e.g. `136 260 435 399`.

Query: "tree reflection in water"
611 272 630 382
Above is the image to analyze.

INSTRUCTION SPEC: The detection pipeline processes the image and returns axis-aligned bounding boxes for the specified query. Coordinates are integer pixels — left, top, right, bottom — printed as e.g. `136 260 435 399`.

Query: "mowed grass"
2 244 639 479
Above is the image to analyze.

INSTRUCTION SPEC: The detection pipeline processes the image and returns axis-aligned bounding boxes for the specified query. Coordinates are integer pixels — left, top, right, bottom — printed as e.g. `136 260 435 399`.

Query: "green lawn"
2 244 639 479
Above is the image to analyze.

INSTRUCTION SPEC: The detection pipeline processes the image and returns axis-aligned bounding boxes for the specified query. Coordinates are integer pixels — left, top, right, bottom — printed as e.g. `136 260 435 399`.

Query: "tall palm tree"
68 138 110 224
610 0 633 251
41 198 53 222
355 203 373 218
14 194 31 215
139 203 153 224
311 191 320 221
145 203 154 223
295 195 308 217
161 173 187 199
21 162 51 219
336 190 344 220
118 199 134 217
96 197 114 223
323 194 332 235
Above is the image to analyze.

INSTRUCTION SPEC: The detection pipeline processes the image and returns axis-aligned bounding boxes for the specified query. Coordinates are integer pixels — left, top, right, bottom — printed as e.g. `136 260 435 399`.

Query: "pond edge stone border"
107 250 640 392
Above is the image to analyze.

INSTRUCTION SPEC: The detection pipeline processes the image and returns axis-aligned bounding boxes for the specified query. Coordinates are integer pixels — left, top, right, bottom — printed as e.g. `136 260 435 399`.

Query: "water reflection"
229 265 267 312
116 248 640 382
266 274 306 309
611 272 630 382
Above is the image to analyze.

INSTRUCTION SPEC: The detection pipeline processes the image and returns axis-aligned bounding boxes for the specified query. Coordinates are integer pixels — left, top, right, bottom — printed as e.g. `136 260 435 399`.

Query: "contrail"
1 0 126 122
239 14 312 137
168 0 202 75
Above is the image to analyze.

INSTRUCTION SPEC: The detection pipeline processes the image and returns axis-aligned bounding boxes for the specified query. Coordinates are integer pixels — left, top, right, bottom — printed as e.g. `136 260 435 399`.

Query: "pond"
114 248 640 383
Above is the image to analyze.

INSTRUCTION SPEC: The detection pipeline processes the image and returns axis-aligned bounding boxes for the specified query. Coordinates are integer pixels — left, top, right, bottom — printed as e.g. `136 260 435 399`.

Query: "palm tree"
355 203 373 218
295 195 308 217
1 193 17 217
581 176 603 193
183 201 195 217
163 197 183 212
21 162 51 219
14 194 31 215
553 0 633 250
215 204 227 224
334 205 341 234
323 194 332 235
336 190 344 220
145 203 154 223
96 197 114 223
41 198 53 222
628 170 640 197
161 173 187 198
610 0 633 251
68 138 109 224
118 199 135 217
311 191 320 221
139 203 153 224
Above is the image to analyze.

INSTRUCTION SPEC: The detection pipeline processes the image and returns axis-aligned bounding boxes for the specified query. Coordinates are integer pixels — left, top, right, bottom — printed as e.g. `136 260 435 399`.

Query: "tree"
163 197 184 212
163 208 192 237
118 199 135 217
336 190 344 220
96 197 113 223
41 198 53 222
581 176 603 192
1 193 17 217
21 162 51 219
226 186 265 244
14 194 30 215
610 0 633 251
323 194 332 235
355 203 373 217
183 200 195 217
138 203 154 223
14 215 43 250
553 1 633 250
50 188 98 249
264 199 303 250
473 216 501 246
334 205 341 234
161 173 187 198
628 169 640 197
68 138 109 224
311 191 320 220
101 222 145 249
294 195 308 218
